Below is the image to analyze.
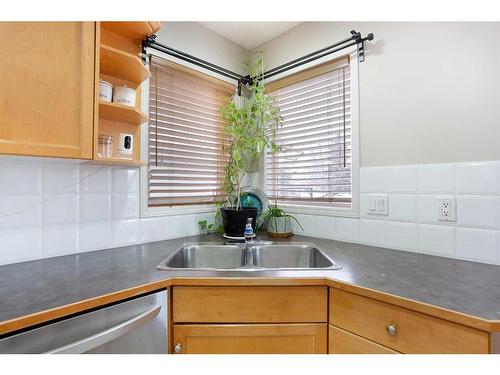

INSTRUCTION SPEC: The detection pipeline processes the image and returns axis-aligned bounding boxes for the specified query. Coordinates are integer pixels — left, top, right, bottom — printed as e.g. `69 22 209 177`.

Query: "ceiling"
197 22 301 49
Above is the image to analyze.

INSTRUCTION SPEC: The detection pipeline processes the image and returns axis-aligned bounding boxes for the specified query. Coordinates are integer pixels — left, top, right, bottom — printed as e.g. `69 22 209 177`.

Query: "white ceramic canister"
113 86 136 107
99 80 113 102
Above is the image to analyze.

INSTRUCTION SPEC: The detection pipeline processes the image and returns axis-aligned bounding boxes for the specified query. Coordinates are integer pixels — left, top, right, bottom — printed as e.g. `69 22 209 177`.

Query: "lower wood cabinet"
172 324 327 354
329 288 490 354
168 285 491 354
329 325 399 354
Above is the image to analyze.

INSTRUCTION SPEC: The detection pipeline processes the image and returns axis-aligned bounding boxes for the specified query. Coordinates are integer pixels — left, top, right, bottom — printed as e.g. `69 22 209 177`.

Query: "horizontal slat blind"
149 56 234 207
265 59 352 205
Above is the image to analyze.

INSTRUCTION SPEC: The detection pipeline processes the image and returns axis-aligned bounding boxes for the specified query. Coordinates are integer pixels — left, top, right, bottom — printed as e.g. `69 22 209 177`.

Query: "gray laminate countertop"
1 234 500 330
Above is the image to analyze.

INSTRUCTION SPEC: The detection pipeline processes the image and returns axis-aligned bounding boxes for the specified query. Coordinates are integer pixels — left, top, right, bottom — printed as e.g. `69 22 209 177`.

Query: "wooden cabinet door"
329 325 399 354
172 324 327 354
0 22 96 159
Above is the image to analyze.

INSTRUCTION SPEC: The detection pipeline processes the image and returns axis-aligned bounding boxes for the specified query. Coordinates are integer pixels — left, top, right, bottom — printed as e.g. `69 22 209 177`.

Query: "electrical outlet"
438 198 456 221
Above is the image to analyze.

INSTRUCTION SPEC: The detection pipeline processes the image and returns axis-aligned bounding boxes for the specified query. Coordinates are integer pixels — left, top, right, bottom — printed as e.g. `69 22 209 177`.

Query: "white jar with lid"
99 80 113 102
113 86 136 107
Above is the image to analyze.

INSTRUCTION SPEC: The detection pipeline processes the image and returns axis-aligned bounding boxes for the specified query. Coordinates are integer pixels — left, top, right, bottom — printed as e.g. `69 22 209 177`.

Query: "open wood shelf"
101 21 160 40
99 101 148 124
100 44 150 86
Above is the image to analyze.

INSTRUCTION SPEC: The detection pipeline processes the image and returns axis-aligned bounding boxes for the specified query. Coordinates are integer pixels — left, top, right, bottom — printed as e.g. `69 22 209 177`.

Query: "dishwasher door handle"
45 305 162 354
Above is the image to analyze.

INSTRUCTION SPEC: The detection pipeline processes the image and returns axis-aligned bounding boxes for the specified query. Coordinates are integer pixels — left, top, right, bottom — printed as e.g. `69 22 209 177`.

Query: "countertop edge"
0 275 498 336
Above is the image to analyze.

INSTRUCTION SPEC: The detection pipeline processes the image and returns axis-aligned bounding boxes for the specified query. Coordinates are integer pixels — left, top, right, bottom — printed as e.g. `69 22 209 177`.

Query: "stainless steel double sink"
157 242 341 271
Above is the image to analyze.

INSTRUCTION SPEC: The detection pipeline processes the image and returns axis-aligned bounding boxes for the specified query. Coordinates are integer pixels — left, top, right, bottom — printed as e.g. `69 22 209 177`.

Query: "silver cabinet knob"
174 343 182 353
386 323 397 336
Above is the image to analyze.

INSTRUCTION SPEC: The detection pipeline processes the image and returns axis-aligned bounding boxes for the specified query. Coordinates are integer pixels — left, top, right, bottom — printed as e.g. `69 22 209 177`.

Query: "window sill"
277 203 359 218
141 204 217 218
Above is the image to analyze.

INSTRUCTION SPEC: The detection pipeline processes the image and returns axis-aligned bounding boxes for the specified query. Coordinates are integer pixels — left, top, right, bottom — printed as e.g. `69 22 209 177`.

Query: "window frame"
260 47 360 218
140 54 236 218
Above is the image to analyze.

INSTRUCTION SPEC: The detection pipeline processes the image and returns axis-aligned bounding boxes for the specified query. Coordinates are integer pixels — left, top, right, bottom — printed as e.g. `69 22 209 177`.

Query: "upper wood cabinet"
0 22 96 159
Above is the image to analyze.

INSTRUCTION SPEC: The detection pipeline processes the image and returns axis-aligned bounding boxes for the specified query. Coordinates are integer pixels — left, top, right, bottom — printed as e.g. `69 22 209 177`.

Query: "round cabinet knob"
386 323 397 336
174 343 182 353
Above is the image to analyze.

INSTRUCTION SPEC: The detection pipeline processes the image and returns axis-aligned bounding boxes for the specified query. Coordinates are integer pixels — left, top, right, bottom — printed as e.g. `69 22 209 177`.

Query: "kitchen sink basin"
157 242 341 271
158 244 246 270
251 244 336 269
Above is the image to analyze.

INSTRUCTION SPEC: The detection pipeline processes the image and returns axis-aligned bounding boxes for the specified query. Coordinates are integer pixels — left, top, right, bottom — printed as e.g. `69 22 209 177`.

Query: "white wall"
155 22 248 78
254 22 500 167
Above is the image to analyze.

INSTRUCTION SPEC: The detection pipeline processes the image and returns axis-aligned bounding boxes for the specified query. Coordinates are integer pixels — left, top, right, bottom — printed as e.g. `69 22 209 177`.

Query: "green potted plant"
218 54 281 236
258 203 303 238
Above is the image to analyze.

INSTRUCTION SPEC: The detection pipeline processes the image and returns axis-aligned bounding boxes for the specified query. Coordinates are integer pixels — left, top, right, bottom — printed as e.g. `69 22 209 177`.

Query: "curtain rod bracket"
351 30 374 62
142 35 157 64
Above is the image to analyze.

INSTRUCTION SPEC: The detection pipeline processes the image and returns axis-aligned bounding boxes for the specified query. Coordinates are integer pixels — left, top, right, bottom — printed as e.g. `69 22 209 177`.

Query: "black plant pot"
220 207 258 237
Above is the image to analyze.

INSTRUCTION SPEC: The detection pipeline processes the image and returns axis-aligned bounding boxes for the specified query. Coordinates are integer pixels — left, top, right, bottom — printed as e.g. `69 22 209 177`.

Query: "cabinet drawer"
329 288 489 353
173 323 327 354
329 325 399 354
173 286 327 323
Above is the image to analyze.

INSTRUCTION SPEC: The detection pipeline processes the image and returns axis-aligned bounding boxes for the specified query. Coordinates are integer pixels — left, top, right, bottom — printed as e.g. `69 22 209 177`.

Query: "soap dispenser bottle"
244 218 254 243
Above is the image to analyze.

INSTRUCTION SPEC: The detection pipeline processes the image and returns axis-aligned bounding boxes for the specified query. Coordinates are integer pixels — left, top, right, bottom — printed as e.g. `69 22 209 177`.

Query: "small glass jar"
98 134 114 159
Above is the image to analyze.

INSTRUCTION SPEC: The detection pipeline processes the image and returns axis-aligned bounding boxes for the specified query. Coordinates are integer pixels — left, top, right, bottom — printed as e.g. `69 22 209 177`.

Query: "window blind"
265 57 352 205
148 56 235 207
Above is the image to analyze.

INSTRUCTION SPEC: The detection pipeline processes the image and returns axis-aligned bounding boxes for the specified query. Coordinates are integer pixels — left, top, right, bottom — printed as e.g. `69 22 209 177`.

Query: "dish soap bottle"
244 218 254 243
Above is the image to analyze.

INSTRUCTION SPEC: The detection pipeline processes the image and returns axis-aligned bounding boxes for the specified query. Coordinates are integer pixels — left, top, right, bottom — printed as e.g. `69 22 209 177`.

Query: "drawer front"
329 288 489 353
173 323 327 354
329 325 399 354
173 286 327 323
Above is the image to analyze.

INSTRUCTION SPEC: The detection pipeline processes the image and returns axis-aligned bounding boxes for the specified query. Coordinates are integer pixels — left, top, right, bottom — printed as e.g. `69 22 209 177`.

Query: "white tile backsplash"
111 219 139 247
112 168 139 193
42 224 79 258
456 228 498 264
111 193 139 220
140 217 167 242
292 213 315 236
43 162 80 195
359 219 387 246
335 218 360 243
388 194 418 222
418 224 455 257
43 194 79 226
0 160 42 195
387 221 418 252
314 215 335 239
456 161 499 195
79 222 111 252
3 156 500 267
80 165 111 193
456 196 500 229
79 194 111 223
0 195 41 230
0 228 42 265
387 165 418 193
418 163 455 194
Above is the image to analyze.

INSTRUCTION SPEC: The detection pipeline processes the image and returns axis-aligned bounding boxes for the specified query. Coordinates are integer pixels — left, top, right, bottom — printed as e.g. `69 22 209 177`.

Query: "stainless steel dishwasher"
0 289 168 354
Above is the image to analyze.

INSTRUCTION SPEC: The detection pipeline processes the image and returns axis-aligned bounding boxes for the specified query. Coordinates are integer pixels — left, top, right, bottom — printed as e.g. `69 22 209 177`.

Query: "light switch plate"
367 194 388 216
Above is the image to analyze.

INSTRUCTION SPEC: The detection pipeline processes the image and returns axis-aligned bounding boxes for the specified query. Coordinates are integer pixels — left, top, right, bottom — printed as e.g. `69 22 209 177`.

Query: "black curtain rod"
255 31 374 82
142 30 374 95
143 35 244 82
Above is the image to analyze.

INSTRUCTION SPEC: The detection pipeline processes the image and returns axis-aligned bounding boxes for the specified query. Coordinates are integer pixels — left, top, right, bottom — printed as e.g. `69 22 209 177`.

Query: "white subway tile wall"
356 161 500 265
2 157 500 267
0 158 214 266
